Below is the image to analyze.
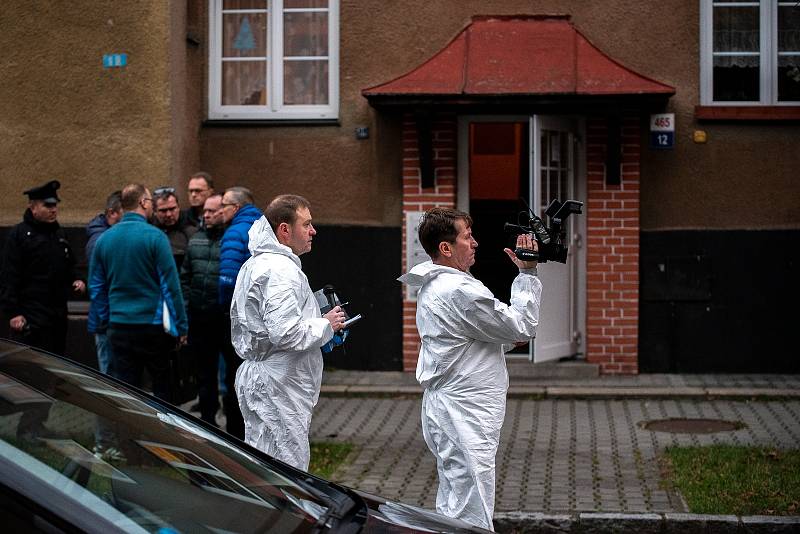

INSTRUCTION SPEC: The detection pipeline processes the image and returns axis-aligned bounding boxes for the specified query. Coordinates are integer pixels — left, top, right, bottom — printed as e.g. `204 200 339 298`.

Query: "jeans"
94 332 112 373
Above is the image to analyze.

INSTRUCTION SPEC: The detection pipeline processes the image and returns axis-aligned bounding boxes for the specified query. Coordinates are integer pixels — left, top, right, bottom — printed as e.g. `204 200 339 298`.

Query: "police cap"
23 180 61 203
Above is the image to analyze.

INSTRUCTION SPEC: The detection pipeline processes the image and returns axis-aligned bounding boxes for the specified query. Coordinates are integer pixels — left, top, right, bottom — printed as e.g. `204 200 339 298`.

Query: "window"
209 0 339 120
700 1 800 105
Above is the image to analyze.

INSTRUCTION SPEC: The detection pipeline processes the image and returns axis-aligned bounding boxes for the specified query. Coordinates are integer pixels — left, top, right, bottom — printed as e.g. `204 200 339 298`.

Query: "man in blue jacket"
89 183 188 403
218 186 261 439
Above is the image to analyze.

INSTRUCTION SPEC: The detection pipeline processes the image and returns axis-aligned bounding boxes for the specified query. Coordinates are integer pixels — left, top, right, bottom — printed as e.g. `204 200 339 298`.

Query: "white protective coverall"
231 216 333 470
398 261 542 530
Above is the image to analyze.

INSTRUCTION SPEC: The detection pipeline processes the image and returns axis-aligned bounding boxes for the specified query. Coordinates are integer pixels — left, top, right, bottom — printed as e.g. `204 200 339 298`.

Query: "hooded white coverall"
398 261 542 530
231 217 333 470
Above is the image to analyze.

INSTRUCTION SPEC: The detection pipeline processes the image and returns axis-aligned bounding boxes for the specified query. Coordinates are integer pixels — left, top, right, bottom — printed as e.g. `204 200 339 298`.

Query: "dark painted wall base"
6 225 798 374
0 224 403 371
640 229 800 373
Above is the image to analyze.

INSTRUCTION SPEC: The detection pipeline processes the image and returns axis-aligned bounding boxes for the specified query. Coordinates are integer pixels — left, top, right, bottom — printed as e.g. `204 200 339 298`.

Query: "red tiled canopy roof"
363 15 675 102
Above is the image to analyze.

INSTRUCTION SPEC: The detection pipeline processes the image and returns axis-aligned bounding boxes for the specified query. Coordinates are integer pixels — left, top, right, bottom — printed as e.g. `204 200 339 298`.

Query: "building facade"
1 1 798 373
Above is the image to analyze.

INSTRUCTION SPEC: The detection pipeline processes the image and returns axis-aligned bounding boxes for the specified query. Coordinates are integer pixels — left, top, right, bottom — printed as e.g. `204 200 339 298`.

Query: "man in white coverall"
398 207 542 531
231 194 346 470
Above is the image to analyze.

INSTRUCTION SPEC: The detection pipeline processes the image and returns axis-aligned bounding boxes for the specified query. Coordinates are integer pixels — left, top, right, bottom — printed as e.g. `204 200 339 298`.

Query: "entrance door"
531 116 584 363
458 116 584 362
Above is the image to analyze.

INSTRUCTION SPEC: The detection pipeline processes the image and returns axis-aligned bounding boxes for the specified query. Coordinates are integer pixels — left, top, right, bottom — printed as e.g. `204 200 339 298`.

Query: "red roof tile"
363 15 674 98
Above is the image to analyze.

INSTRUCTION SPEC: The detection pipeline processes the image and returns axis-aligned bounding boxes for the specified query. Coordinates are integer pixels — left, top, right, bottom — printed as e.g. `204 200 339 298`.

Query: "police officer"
0 180 86 354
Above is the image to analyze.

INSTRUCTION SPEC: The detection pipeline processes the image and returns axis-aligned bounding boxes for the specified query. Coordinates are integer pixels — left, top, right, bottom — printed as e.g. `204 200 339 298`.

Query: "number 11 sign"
650 113 675 150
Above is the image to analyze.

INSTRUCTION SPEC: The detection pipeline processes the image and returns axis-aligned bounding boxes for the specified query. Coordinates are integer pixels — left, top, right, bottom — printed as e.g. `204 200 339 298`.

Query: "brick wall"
401 112 458 371
400 113 641 374
585 116 641 374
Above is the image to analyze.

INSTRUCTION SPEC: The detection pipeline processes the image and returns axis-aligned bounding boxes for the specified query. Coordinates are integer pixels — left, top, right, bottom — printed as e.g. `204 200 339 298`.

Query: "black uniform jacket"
0 209 77 327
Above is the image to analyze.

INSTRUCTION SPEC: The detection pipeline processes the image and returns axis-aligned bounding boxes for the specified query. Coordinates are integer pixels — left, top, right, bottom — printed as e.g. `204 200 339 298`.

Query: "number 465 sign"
650 113 675 150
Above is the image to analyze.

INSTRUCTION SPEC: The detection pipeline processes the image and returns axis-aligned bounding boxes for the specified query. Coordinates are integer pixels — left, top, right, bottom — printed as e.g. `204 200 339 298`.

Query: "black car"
0 339 489 533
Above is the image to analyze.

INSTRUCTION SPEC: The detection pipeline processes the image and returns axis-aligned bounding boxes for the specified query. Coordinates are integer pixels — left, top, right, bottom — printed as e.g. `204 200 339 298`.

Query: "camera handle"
514 248 539 262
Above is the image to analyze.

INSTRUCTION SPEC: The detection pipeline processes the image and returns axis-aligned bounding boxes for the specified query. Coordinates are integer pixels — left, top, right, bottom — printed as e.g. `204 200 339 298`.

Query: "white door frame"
457 114 586 363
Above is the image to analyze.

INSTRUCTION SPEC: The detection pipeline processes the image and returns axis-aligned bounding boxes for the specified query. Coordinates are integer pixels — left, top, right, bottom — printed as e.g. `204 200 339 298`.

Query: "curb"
493 511 800 533
319 385 800 400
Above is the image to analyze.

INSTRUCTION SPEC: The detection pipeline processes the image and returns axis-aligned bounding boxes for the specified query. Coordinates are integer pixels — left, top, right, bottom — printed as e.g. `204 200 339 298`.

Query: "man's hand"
9 315 26 332
503 233 538 270
178 335 188 347
72 280 86 294
324 305 346 332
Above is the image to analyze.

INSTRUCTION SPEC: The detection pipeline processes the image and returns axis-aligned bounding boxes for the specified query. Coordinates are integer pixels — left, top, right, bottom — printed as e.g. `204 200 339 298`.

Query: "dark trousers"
188 311 226 425
10 314 66 438
10 314 68 355
107 324 176 403
221 315 244 440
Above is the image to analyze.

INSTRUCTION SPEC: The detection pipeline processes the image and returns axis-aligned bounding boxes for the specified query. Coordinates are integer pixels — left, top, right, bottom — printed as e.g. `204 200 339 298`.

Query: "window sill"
202 119 341 128
694 106 800 121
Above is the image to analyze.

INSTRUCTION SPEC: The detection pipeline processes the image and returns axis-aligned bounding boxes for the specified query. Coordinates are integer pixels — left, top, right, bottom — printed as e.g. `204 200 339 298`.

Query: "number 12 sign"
650 113 675 150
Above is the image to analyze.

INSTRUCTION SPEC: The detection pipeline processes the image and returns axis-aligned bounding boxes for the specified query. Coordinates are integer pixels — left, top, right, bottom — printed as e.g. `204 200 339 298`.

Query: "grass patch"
662 445 800 516
308 441 353 479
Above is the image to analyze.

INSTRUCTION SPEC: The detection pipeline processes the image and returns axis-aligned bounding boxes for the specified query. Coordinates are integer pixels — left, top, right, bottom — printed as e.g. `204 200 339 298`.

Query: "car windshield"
0 341 336 533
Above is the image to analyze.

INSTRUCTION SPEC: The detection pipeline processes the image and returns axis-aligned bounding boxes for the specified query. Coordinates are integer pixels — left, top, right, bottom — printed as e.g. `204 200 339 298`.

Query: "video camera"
503 198 583 263
314 285 362 354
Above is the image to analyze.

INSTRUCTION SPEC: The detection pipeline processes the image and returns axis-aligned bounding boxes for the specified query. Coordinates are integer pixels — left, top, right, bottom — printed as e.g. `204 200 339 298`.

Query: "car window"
0 343 331 533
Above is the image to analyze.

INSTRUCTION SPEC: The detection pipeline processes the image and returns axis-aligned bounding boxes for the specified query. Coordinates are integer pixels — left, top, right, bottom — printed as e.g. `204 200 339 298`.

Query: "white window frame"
208 0 339 120
700 0 799 105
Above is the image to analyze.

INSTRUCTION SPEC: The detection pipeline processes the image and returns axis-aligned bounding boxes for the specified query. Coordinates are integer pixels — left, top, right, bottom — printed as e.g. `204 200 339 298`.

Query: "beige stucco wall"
2 1 798 229
0 1 176 226
196 0 800 229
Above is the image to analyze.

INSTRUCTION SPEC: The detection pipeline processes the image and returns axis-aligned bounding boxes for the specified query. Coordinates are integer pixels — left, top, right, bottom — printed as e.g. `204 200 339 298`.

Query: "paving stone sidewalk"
311 378 800 516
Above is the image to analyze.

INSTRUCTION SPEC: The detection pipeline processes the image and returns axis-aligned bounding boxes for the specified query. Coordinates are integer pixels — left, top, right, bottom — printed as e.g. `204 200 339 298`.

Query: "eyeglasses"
141 197 153 203
221 202 238 208
153 186 176 197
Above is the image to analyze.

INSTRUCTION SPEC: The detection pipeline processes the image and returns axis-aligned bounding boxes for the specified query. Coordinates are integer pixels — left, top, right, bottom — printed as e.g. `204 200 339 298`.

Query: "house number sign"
650 113 675 150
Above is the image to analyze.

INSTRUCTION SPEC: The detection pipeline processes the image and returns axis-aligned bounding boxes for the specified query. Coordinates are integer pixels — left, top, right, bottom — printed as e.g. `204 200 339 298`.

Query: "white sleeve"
451 271 542 345
260 269 333 351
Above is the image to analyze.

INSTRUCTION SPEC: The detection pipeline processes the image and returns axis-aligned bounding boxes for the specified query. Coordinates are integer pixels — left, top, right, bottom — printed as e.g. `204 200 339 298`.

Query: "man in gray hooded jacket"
231 194 345 470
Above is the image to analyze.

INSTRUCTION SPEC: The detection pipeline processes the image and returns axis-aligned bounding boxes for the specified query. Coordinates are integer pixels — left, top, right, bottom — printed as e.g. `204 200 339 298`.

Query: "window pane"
778 5 800 101
222 61 267 105
713 5 759 102
283 60 328 104
713 6 759 52
223 0 266 9
778 5 800 52
285 0 328 7
223 13 267 58
284 12 329 56
778 58 800 101
713 60 759 101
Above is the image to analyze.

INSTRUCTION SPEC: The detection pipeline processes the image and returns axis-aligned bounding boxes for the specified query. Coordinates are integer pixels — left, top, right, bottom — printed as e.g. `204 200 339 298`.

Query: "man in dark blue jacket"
89 183 188 403
217 186 261 439
85 190 122 374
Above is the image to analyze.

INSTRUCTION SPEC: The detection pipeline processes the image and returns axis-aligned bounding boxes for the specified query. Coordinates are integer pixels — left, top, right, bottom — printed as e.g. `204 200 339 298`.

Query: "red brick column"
400 112 457 371
585 117 641 374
